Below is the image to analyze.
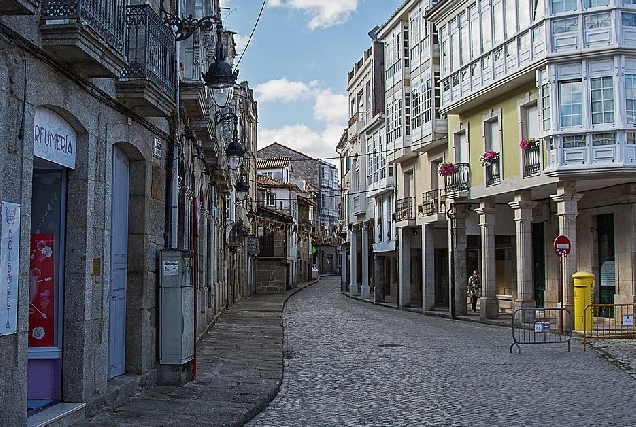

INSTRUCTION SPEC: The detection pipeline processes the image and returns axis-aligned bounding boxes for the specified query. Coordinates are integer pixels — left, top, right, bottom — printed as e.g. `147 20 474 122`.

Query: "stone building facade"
0 1 257 425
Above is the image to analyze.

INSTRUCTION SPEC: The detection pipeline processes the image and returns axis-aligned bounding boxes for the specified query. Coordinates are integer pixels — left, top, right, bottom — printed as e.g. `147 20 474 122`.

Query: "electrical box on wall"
159 249 194 365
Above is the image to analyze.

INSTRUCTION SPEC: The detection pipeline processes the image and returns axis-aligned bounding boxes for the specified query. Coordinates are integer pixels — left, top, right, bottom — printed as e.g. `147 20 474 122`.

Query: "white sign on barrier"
623 315 634 326
534 321 551 333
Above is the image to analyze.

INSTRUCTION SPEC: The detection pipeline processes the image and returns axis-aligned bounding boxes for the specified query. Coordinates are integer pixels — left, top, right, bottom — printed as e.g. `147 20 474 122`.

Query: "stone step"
27 403 86 427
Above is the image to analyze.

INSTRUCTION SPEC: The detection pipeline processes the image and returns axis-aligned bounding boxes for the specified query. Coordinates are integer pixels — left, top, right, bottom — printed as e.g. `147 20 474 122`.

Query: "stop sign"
554 235 571 257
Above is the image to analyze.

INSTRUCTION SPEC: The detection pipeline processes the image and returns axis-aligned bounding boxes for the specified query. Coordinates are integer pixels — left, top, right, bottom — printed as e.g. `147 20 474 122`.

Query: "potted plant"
479 150 499 166
519 137 537 150
438 162 457 177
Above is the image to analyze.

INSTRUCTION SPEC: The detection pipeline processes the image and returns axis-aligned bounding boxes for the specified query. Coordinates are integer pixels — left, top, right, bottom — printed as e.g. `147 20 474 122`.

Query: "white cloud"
253 78 319 102
233 33 249 54
258 124 341 164
313 90 347 124
269 0 359 30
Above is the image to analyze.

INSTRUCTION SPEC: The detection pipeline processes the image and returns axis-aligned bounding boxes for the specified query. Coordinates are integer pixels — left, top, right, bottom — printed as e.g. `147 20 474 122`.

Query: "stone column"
448 204 469 316
398 227 411 308
349 228 359 296
476 198 498 320
374 256 385 303
509 191 537 314
422 223 436 311
340 244 348 292
361 223 370 299
550 182 582 316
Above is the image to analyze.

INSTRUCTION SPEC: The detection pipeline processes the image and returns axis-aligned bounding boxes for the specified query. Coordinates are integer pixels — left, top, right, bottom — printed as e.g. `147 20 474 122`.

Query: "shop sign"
0 202 20 336
33 107 76 169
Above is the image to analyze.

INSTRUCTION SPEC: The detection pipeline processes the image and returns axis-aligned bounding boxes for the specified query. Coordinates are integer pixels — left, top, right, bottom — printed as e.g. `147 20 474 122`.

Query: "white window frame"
590 75 614 125
559 80 583 127
626 74 636 124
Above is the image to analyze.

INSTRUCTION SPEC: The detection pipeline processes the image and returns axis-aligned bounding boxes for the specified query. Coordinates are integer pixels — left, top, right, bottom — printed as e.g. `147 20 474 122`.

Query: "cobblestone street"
248 276 636 427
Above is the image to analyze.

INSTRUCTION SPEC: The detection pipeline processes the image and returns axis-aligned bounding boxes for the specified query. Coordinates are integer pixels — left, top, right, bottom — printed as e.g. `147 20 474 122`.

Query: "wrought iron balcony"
395 197 414 222
1 0 38 14
485 159 501 186
444 163 470 192
523 143 541 177
40 0 127 77
116 4 176 117
422 189 446 216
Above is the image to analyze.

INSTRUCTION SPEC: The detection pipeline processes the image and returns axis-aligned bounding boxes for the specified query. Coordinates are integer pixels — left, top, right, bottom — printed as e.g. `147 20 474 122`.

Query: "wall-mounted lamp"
235 173 250 199
159 0 238 88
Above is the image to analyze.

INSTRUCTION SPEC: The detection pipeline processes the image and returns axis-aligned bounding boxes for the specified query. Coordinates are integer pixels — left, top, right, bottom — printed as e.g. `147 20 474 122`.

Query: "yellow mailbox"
573 271 595 331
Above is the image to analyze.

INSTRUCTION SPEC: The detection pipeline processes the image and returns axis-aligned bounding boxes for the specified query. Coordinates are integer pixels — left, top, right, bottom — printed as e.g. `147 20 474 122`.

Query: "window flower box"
479 150 499 166
438 162 458 176
520 137 538 150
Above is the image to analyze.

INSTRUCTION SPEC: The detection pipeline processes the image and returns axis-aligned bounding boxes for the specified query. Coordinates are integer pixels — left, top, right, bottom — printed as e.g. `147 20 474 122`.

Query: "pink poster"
29 234 55 347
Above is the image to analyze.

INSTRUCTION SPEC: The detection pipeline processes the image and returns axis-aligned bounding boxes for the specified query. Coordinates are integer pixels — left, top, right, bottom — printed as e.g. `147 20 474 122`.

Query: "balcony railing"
2 0 39 14
422 189 446 216
41 0 126 55
523 144 541 177
444 163 470 192
122 4 175 98
485 159 501 186
395 197 414 222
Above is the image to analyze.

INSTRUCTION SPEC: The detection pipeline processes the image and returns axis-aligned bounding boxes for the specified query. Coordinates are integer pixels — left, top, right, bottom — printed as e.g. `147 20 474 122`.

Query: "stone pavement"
75 279 319 427
250 276 636 426
76 275 636 426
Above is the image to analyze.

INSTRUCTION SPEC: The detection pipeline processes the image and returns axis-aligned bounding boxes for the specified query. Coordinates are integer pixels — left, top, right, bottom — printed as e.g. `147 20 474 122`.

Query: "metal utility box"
159 249 194 364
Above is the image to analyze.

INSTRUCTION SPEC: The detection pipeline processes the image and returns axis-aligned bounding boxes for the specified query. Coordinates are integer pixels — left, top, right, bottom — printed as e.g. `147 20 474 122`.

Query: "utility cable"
233 0 266 71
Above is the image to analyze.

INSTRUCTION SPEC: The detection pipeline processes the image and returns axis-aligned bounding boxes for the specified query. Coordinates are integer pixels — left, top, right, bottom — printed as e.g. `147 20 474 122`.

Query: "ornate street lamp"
235 173 250 199
159 0 238 88
215 111 245 171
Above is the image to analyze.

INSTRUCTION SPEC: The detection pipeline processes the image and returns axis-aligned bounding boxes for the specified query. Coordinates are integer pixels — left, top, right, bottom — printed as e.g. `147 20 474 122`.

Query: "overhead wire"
232 0 266 71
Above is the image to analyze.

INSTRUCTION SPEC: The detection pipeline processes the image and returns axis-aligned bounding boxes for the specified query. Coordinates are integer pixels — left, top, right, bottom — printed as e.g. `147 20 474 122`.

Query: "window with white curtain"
481 0 492 51
460 10 470 65
493 0 504 45
485 118 501 152
469 3 480 59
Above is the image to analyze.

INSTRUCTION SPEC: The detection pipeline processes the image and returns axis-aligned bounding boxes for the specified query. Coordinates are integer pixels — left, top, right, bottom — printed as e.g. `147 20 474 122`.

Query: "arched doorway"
108 146 129 378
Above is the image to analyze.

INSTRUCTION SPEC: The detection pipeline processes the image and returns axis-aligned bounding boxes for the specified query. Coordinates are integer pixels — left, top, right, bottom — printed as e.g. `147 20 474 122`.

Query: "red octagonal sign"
554 235 571 257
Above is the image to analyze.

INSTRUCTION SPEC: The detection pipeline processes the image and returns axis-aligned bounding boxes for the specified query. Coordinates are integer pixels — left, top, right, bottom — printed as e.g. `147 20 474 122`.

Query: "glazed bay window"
563 134 586 148
552 17 579 51
585 12 611 47
552 0 577 13
623 12 636 27
585 0 609 7
590 76 614 124
591 132 615 145
626 74 636 124
411 85 422 130
542 83 551 130
559 80 583 127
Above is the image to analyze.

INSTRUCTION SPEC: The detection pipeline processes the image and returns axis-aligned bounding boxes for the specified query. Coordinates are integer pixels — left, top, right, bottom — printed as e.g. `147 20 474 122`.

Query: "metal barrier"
582 303 636 350
510 307 572 353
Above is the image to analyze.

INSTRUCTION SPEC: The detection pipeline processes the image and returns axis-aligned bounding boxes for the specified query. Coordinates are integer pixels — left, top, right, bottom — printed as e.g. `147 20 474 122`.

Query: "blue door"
108 147 129 378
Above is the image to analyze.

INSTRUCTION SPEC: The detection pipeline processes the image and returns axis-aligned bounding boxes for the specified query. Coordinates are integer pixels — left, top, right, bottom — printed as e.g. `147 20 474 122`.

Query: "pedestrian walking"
467 270 480 312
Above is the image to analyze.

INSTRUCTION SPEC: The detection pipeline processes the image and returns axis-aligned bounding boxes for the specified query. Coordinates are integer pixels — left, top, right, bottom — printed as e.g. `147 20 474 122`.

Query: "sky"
220 0 404 166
